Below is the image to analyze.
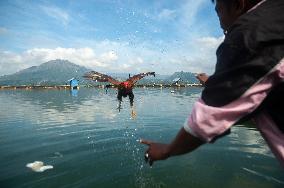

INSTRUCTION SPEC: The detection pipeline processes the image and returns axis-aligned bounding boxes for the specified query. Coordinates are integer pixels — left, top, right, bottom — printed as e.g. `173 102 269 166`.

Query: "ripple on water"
0 88 283 188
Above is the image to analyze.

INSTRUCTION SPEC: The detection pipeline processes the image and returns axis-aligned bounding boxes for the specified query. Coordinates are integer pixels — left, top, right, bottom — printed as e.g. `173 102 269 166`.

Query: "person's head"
211 0 261 32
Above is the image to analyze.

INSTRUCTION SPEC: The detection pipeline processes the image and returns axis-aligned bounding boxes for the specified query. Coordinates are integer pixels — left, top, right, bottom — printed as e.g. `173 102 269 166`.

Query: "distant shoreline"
0 84 203 90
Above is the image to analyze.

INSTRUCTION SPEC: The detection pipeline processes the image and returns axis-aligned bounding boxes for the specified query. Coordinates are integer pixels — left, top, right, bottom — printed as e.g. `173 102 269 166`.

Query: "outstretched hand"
196 73 208 85
140 139 170 166
140 128 204 167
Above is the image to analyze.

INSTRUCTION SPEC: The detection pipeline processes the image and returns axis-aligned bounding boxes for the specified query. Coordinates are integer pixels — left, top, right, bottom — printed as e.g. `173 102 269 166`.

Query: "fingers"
140 139 152 146
195 73 208 85
195 73 204 79
149 160 153 166
144 152 154 166
144 152 149 163
140 139 155 166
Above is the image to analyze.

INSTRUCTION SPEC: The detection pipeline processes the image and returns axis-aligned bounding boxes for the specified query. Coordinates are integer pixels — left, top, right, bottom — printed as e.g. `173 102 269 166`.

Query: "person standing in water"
141 0 284 167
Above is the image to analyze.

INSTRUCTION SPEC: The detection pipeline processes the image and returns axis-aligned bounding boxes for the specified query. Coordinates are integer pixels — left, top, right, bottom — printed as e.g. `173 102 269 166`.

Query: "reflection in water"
227 125 272 157
242 167 284 184
0 87 283 188
0 88 118 127
170 87 202 98
70 89 78 97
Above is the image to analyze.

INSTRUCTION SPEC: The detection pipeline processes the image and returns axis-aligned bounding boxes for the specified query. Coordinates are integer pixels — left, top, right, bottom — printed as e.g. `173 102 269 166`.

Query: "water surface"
0 88 283 188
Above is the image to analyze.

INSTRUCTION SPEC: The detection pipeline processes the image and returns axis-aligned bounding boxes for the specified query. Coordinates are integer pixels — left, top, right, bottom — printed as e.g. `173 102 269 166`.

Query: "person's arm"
140 127 204 166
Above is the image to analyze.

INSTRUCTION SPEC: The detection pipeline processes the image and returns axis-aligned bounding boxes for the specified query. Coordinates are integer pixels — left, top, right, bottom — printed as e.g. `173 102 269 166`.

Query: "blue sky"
0 0 224 76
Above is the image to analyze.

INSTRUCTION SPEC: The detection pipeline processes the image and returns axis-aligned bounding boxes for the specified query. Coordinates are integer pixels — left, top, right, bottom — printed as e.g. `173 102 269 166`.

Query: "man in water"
141 0 284 167
84 71 155 111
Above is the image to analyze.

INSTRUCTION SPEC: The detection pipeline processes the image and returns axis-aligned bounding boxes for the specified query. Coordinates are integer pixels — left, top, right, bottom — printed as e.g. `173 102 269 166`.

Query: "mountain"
166 71 199 83
0 60 200 86
0 59 91 86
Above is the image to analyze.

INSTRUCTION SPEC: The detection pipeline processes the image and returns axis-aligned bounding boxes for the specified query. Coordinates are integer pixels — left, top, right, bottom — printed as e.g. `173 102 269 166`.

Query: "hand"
140 139 170 166
196 73 208 85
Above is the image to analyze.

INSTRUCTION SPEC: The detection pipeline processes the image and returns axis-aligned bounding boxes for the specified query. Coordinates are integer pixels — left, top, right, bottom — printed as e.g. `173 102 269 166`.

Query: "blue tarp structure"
68 78 79 89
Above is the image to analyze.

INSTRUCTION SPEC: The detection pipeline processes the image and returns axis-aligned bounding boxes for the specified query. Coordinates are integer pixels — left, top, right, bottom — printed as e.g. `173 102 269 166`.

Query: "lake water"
0 87 283 188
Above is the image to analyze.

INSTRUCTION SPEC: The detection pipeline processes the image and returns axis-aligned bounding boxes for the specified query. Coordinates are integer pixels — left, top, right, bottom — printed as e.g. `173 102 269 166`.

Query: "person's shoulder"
228 0 284 50
229 0 284 33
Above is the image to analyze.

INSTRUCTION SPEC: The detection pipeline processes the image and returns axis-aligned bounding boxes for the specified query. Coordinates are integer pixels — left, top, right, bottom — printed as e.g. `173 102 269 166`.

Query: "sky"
0 0 224 76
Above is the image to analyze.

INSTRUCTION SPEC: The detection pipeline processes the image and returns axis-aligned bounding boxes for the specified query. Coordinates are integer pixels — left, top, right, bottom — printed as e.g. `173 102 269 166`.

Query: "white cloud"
100 51 118 63
0 47 108 75
0 27 8 35
136 57 144 64
177 36 224 74
0 34 223 76
175 0 215 41
196 36 225 49
157 9 176 20
180 0 207 28
0 51 26 75
41 5 70 25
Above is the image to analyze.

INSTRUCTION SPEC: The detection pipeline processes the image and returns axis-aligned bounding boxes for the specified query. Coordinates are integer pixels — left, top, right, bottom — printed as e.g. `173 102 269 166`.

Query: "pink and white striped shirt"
184 59 284 166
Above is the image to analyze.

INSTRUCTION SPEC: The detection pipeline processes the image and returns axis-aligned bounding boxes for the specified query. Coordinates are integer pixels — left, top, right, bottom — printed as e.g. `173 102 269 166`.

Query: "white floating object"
170 90 175 93
26 161 53 172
